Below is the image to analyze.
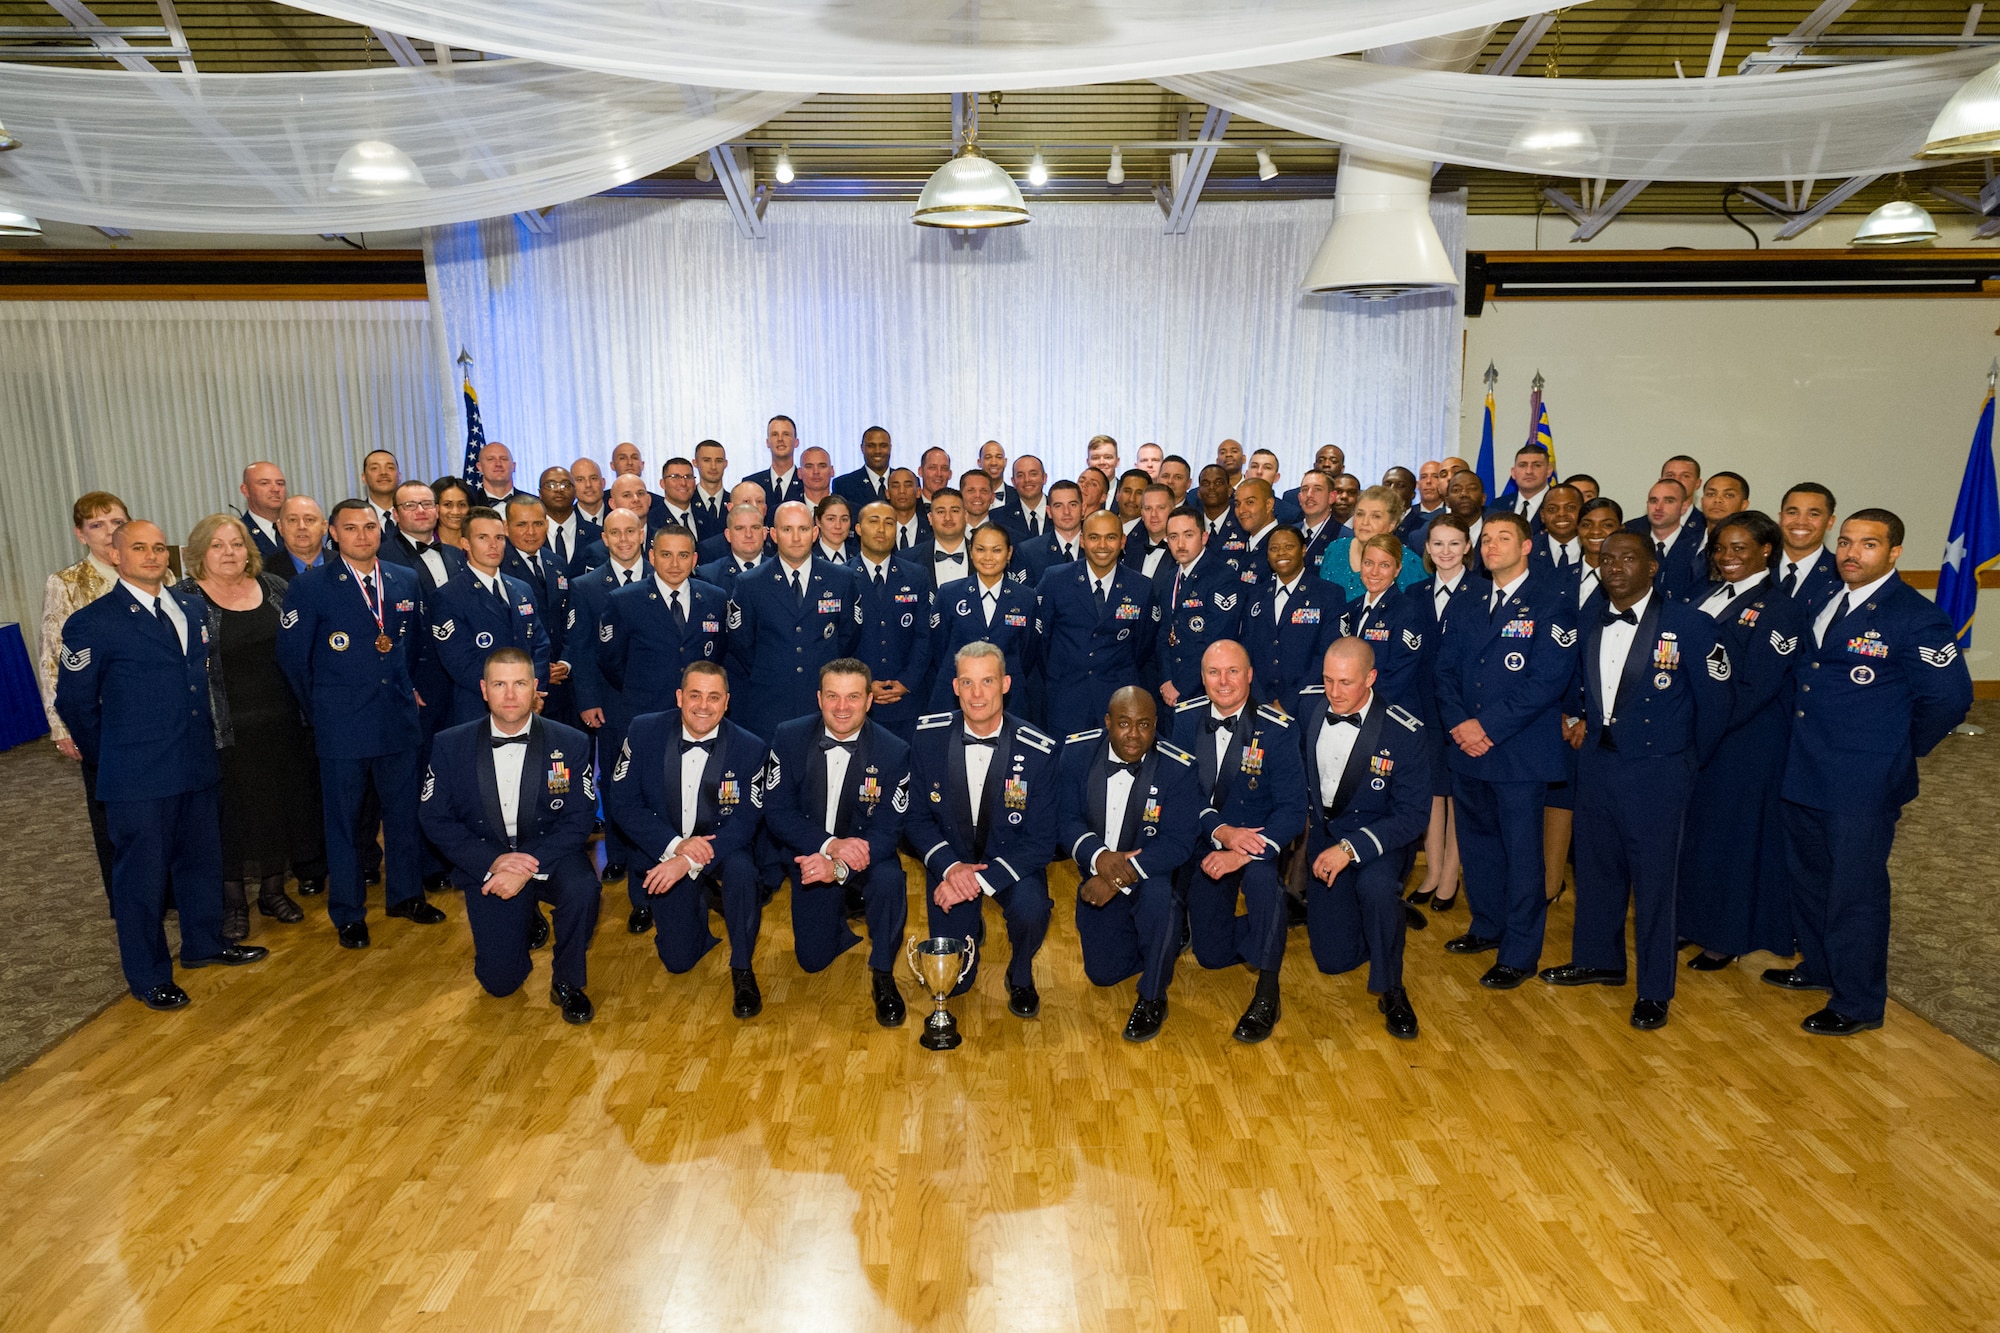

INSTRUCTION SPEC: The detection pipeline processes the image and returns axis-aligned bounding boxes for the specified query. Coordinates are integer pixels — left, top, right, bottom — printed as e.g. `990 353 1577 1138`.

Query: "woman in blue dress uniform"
930 523 1040 720
1405 514 1486 913
1677 510 1806 969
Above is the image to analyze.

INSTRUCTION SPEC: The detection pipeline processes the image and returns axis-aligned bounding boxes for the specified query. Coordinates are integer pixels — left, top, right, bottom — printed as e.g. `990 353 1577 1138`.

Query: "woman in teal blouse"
1319 485 1427 597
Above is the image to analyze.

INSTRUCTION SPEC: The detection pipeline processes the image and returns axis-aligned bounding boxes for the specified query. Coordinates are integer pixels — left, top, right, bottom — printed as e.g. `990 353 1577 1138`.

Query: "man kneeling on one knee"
420 647 601 1024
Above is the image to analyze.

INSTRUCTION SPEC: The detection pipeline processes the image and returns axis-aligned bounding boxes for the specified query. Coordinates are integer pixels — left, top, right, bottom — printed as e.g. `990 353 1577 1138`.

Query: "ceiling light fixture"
1256 148 1279 181
1850 198 1939 247
1027 149 1049 188
0 205 42 236
774 147 795 184
0 119 19 153
1106 146 1125 186
1921 57 2000 157
1301 148 1459 300
329 139 426 196
694 154 714 182
913 113 1028 228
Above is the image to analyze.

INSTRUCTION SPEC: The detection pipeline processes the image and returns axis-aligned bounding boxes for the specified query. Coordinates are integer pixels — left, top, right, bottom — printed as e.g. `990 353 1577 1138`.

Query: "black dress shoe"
872 969 906 1028
385 895 446 925
1232 995 1280 1044
222 903 251 942
1123 996 1168 1043
528 907 550 950
183 943 269 968
1444 931 1499 955
731 968 762 1019
257 886 304 923
1762 967 1830 992
338 921 370 949
627 906 654 934
1480 963 1532 990
423 870 452 892
1008 983 1041 1019
1686 951 1738 972
1404 903 1429 932
1802 1007 1883 1037
1538 963 1627 987
295 878 325 896
550 982 594 1025
1379 987 1419 1040
603 862 627 882
364 867 383 887
1405 888 1436 907
1429 893 1460 914
1631 998 1670 1030
139 983 191 1011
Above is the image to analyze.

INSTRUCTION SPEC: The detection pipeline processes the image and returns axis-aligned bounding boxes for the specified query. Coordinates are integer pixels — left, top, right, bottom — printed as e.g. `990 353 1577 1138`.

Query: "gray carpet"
2 703 1997 1076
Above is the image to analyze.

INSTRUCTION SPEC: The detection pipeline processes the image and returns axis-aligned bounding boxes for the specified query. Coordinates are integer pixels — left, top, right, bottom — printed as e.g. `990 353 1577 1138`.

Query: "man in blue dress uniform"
1170 640 1306 1043
563 508 649 897
1056 687 1202 1043
1539 533 1731 1030
420 649 600 1024
906 641 1061 1018
500 496 574 723
1016 480 1087 584
1035 511 1160 737
724 501 864 741
1153 508 1255 710
834 425 896 509
605 661 771 1015
758 659 912 1026
56 520 267 1008
696 500 774 596
1770 509 1972 1035
599 525 729 721
742 414 808 512
1638 479 1706 602
277 500 446 946
427 507 551 729
1240 525 1345 721
1433 512 1579 989
1297 639 1432 1040
1776 483 1844 616
848 501 935 740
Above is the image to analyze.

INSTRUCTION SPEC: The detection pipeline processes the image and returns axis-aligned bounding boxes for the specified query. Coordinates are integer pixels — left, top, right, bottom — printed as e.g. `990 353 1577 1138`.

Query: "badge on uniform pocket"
329 632 350 651
1851 665 1875 685
1654 671 1673 690
1503 651 1524 671
476 631 494 649
1189 615 1205 633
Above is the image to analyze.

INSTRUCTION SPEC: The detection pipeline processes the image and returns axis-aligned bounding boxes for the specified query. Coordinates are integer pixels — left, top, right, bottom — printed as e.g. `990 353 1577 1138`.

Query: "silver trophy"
906 935 977 1050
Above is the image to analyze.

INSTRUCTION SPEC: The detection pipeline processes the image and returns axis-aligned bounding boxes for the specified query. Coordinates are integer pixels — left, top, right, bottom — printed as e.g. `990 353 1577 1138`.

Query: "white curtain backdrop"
0 300 445 629
426 196 1464 496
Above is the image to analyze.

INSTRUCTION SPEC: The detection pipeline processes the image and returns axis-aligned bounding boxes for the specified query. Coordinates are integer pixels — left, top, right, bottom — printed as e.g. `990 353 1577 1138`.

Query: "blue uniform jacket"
563 561 636 724
1016 530 1086 585
1433 570 1580 783
1241 573 1345 720
1054 732 1202 883
850 554 935 730
1121 526 1169 573
743 466 806 513
758 715 911 868
928 575 1040 711
1572 594 1731 764
1780 548 1844 618
599 575 729 716
696 532 777 567
1034 561 1160 736
905 710 1062 889
605 709 768 867
1782 573 1972 813
1703 579 1808 738
275 559 427 759
1153 552 1258 702
1415 568 1492 637
419 716 595 885
54 583 219 801
1169 699 1307 858
1398 505 1448 545
1298 518 1345 572
1295 689 1432 864
695 551 766 597
833 466 892 510
501 545 572 662
427 566 551 728
1343 584 1439 729
725 557 865 738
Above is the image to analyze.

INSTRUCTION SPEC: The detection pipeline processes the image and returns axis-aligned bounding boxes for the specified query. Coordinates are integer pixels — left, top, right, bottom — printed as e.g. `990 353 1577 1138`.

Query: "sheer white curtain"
0 300 444 628
426 196 1463 493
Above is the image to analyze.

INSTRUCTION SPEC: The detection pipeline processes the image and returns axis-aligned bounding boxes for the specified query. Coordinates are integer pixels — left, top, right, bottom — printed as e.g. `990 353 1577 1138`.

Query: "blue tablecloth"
0 622 50 751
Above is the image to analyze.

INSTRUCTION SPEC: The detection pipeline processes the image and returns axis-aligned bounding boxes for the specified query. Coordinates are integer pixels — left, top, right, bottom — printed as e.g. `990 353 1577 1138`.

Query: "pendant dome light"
0 205 42 236
1921 57 2000 157
1850 199 1939 247
913 109 1028 229
329 140 427 196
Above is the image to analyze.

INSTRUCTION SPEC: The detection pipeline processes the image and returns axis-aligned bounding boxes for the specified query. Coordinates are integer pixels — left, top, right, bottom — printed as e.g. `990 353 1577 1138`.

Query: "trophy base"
919 1013 962 1051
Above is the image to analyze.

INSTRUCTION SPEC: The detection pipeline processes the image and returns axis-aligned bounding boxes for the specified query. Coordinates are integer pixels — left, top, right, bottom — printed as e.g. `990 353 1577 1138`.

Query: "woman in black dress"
187 513 326 940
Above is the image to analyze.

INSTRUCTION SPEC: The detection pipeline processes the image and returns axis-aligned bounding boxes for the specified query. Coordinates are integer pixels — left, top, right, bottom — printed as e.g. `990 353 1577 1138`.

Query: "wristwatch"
1338 839 1360 863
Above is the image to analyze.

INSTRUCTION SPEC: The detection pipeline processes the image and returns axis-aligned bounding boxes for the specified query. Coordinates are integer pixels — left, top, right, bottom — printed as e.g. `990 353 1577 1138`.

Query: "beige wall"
1459 289 2000 680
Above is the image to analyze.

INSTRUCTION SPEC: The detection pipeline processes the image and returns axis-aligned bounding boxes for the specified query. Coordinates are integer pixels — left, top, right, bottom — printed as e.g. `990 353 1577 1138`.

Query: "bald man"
474 441 533 508
238 461 288 562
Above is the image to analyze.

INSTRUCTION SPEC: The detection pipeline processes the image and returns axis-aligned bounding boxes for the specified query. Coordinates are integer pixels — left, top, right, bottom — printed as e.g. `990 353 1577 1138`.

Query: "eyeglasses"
396 499 437 513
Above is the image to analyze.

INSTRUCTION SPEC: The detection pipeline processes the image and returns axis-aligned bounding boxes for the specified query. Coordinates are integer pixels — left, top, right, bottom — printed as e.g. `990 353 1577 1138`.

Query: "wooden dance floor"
4 860 1998 1332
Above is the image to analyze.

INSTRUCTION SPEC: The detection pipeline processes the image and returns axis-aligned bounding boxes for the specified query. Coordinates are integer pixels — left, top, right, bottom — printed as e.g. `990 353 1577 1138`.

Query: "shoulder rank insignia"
1387 703 1423 731
1174 695 1209 713
1299 684 1326 696
1918 643 1960 668
60 646 90 671
1706 643 1731 681
1549 625 1578 648
1255 704 1292 728
278 609 299 629
1015 724 1055 754
1066 727 1104 744
1769 631 1798 656
1155 741 1194 766
916 712 955 731
1401 628 1423 651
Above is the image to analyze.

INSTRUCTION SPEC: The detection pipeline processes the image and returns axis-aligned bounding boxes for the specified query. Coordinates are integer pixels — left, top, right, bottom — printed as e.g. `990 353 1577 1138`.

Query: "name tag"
1501 618 1535 638
1114 603 1141 620
1290 607 1320 625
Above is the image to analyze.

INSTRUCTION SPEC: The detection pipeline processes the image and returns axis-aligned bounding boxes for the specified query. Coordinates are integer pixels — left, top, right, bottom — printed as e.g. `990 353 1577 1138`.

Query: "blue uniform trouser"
649 849 763 974
1571 748 1695 1002
105 786 227 995
1075 874 1182 1002
1183 857 1288 974
460 852 599 995
1452 773 1549 972
1784 800 1898 1024
790 855 906 974
321 749 421 926
927 871 1052 994
1303 844 1412 993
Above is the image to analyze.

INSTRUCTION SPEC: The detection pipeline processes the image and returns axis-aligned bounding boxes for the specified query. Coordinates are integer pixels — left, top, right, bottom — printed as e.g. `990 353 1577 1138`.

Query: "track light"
1106 146 1125 186
1256 148 1278 181
774 147 795 184
1028 149 1049 187
694 154 714 182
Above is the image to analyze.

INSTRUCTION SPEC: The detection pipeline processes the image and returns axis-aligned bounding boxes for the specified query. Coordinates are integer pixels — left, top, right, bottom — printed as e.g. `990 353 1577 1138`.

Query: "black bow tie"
1108 758 1143 779
962 734 998 748
819 735 857 753
1148 541 1167 553
1601 606 1638 626
491 733 528 749
1205 713 1239 734
1329 712 1363 728
681 736 714 753
937 551 964 564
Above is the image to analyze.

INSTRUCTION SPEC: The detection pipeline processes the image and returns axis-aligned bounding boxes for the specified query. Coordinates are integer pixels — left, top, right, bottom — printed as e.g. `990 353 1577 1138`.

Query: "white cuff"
976 872 996 896
819 836 837 856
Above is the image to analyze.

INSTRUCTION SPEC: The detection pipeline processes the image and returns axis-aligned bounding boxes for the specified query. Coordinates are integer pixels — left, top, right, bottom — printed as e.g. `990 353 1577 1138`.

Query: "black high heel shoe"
1429 892 1459 913
1406 887 1437 907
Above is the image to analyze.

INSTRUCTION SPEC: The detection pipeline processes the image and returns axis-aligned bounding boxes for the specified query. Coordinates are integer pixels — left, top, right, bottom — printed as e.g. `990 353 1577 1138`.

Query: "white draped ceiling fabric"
1163 47 2000 182
288 0 1548 91
425 197 1465 497
0 61 800 233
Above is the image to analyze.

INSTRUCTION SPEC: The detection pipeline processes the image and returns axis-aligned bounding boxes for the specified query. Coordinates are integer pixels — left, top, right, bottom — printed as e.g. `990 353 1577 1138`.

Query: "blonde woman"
1319 485 1426 599
188 513 324 939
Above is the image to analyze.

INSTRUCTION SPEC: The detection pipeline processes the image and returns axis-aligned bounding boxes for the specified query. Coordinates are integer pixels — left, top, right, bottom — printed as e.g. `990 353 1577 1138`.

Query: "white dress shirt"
1431 569 1464 621
472 568 508 600
1815 571 1893 646
1781 546 1827 595
1139 538 1170 579
1245 521 1279 551
778 558 812 600
479 482 517 505
245 512 280 549
895 515 924 549
929 541 969 588
965 728 997 818
1651 525 1686 560
368 499 396 533
1597 590 1652 723
610 557 644 585
1050 530 1082 564
124 580 187 651
653 574 691 621
857 555 892 586
1466 516 1485 553
975 576 1005 626
1122 516 1143 536
1095 762 1137 888
1489 566 1529 612
1544 534 1582 568
1698 568 1769 619
660 502 695 532
1272 575 1303 622
1017 500 1047 536
663 725 718 876
546 512 582 567
1576 562 1601 607
1314 693 1373 803
1091 569 1118 604
1206 704 1246 786
490 720 530 840
768 466 797 494
1515 488 1548 523
821 729 856 839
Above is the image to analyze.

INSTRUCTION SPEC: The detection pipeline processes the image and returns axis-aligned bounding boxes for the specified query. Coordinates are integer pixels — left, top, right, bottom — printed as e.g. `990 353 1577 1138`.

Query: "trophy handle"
957 935 977 988
906 936 924 990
